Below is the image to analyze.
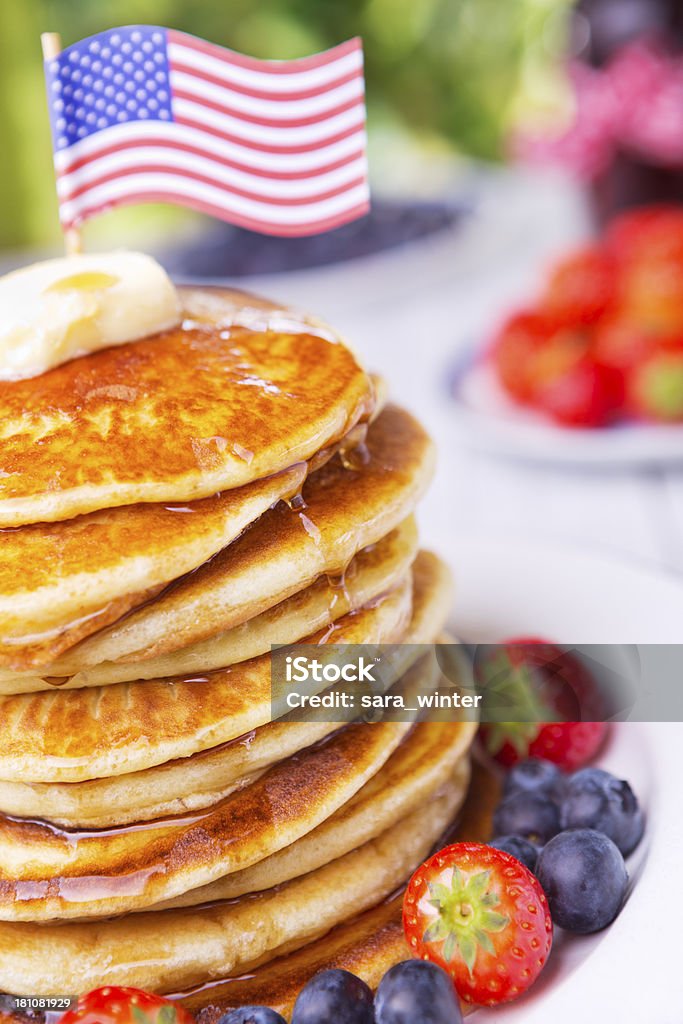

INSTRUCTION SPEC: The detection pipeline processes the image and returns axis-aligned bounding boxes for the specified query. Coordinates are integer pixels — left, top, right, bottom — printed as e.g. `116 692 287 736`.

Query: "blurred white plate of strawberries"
451 205 683 465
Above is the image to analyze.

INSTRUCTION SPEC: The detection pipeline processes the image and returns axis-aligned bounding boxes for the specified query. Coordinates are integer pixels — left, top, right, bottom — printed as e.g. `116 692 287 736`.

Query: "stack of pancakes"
0 288 477 1017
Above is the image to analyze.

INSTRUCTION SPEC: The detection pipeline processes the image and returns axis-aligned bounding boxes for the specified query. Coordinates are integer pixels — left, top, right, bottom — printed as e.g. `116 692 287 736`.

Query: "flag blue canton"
45 26 173 150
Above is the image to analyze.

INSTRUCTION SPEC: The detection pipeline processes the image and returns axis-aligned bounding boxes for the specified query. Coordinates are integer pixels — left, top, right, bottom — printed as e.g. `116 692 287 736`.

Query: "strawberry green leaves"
422 868 510 975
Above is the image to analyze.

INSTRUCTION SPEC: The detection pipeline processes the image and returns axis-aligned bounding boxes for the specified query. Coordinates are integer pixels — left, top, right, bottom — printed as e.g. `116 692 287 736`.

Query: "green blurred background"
0 0 571 251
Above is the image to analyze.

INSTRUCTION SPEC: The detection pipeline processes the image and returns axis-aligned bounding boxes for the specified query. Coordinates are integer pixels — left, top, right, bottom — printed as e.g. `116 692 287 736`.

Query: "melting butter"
0 251 182 381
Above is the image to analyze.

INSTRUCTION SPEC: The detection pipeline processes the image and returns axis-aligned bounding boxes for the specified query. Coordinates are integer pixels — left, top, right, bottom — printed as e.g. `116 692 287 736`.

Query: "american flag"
44 26 369 235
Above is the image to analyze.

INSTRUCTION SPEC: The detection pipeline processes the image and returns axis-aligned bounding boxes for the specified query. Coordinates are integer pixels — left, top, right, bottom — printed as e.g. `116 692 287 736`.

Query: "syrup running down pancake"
0 549 451 828
43 404 434 673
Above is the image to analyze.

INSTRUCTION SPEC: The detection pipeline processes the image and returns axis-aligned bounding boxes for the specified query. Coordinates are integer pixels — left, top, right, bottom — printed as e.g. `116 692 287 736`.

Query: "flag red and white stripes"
44 27 370 235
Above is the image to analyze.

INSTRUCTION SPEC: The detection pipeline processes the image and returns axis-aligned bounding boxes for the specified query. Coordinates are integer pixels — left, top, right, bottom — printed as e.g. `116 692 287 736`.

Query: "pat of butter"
0 251 182 381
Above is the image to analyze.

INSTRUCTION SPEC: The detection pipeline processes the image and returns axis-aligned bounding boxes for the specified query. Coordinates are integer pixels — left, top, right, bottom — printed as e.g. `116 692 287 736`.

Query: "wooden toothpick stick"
41 31 83 257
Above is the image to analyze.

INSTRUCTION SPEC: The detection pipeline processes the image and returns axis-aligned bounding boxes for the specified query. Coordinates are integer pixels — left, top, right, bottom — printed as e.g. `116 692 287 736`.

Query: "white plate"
450 356 683 468
443 535 683 644
440 535 683 1022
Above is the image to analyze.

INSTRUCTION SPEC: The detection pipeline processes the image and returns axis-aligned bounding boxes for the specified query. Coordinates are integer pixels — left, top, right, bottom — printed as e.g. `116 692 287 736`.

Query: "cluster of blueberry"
490 758 644 933
216 961 462 1024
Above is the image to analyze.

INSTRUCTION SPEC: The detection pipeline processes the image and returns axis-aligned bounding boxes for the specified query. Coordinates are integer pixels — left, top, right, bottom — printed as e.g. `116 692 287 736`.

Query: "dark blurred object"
574 0 683 222
591 148 683 224
574 0 682 67
164 199 466 279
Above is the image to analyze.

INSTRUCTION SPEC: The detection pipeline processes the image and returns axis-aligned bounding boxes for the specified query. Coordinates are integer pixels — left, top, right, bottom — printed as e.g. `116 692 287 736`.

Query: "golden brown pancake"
0 550 450 827
0 572 413 784
0 720 413 921
0 765 498 1017
0 464 305 671
178 761 500 1021
0 517 418 694
0 719 340 829
187 894 410 1020
0 287 375 528
151 722 477 911
44 405 435 672
0 769 464 993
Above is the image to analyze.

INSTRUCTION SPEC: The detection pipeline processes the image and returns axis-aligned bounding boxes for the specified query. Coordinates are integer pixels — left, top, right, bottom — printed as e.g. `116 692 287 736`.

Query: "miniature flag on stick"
42 26 370 239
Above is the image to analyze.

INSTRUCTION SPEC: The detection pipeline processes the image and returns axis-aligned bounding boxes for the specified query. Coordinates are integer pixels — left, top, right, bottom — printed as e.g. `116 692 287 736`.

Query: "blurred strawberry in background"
540 246 617 325
592 316 653 375
628 348 683 422
490 204 683 428
534 351 623 428
605 206 683 265
491 311 559 404
608 210 683 336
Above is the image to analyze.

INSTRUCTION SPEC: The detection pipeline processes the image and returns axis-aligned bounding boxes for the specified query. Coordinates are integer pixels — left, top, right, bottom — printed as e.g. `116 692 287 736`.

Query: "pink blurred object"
516 41 683 179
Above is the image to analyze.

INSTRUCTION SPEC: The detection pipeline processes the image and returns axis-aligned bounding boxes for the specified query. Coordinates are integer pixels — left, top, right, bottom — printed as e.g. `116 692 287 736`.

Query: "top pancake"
0 287 374 527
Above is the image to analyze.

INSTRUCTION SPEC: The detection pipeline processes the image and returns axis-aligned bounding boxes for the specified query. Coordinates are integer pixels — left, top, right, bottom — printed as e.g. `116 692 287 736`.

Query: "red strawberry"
488 720 608 770
476 640 609 770
490 309 557 404
605 207 683 334
59 988 193 1024
606 205 683 266
619 257 683 335
592 315 653 375
403 842 552 1006
627 348 683 422
540 245 616 325
532 346 623 427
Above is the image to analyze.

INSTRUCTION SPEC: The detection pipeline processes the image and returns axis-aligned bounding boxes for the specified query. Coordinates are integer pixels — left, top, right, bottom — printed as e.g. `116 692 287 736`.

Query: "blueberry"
375 960 463 1024
492 791 561 844
489 835 541 874
218 1009 285 1024
503 758 565 802
536 828 628 933
291 969 374 1024
560 767 644 856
